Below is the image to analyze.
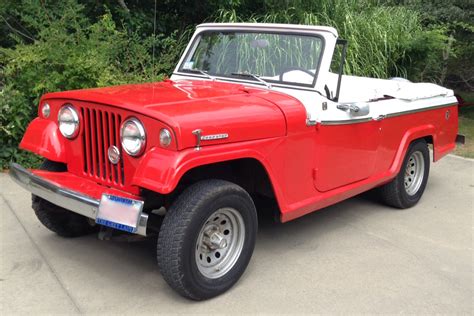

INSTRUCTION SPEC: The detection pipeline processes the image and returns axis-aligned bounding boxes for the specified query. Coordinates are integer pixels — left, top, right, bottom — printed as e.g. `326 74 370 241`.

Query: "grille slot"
81 107 124 185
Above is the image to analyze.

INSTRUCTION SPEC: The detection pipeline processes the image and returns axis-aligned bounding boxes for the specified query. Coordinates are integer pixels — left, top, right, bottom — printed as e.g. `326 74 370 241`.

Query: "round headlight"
58 104 79 139
41 103 50 118
159 128 172 147
120 118 146 156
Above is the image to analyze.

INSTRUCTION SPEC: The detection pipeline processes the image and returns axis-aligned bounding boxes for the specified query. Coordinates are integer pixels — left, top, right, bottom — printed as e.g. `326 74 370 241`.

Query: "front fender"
132 137 285 200
19 118 66 163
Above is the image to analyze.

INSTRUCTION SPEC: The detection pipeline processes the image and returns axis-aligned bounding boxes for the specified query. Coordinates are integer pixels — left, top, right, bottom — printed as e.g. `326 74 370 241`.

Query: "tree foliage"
0 0 472 168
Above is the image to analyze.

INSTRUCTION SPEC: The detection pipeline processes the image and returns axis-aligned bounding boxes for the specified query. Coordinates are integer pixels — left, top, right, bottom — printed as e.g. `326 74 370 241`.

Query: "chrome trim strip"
306 118 317 126
384 103 457 119
320 103 457 126
320 117 372 125
9 163 148 236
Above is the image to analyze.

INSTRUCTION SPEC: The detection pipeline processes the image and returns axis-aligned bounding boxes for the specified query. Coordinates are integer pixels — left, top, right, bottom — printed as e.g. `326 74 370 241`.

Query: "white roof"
197 23 338 37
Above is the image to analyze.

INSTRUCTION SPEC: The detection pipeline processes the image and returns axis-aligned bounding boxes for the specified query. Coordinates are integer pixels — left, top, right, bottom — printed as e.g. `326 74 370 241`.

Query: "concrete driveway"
1 155 472 314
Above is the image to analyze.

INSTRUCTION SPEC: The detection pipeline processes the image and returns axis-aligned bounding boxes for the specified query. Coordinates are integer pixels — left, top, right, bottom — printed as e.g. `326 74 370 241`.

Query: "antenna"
152 0 157 78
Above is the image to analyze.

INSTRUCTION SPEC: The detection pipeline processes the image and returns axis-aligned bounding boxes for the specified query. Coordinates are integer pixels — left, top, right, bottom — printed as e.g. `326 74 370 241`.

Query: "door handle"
374 115 386 121
337 103 360 112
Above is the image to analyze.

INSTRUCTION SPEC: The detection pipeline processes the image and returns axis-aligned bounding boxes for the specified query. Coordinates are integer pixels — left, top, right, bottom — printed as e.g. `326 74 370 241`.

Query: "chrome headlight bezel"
58 104 80 139
120 117 146 156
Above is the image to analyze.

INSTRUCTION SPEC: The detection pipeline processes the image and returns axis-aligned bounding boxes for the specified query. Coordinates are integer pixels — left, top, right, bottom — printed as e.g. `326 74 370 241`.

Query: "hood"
42 80 287 150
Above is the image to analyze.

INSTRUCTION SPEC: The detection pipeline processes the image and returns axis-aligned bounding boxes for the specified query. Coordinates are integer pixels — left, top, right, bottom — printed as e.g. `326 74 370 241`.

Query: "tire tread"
32 159 97 237
379 140 430 209
157 179 256 300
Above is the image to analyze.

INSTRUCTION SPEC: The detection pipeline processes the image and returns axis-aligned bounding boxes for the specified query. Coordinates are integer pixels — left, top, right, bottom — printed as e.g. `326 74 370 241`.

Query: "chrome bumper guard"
9 163 148 236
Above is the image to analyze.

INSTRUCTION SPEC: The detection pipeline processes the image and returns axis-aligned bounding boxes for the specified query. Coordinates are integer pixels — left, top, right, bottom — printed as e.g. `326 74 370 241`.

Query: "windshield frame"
175 29 326 90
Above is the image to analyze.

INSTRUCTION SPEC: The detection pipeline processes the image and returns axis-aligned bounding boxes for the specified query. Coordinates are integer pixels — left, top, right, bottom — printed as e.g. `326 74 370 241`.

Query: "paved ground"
0 155 472 314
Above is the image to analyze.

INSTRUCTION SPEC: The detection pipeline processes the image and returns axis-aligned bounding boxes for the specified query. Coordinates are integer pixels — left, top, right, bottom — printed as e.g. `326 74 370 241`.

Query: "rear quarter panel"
375 104 458 176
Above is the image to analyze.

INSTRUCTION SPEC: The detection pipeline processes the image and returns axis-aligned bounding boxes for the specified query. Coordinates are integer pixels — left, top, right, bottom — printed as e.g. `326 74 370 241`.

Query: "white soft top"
197 23 338 37
325 73 453 102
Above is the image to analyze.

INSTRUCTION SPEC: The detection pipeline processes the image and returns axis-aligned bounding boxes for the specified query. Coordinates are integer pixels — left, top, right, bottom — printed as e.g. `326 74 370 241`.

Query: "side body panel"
280 104 458 222
314 120 381 192
133 102 458 223
375 104 458 174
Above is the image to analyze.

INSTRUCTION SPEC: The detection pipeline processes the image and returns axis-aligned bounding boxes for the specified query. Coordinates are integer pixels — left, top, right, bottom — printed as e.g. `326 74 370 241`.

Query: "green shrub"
0 86 43 168
0 0 189 169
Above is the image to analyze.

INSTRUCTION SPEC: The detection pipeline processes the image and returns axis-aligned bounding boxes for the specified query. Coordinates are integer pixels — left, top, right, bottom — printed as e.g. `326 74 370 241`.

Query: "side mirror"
336 102 370 117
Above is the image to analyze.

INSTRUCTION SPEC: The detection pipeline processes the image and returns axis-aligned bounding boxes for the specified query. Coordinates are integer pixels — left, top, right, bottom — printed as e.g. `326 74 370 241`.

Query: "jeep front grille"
80 106 124 186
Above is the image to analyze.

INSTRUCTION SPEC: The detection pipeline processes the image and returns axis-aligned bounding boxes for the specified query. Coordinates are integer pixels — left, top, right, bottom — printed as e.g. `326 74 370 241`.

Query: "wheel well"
178 159 275 197
417 135 434 161
174 158 280 220
421 135 433 146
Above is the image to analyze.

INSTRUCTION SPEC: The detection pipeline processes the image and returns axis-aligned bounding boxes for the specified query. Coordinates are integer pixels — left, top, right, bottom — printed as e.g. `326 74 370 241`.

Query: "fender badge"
108 145 121 164
192 129 229 151
201 134 229 141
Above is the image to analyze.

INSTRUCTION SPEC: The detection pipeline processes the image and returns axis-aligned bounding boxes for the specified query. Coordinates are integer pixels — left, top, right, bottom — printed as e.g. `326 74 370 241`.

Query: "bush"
0 0 189 169
0 87 42 168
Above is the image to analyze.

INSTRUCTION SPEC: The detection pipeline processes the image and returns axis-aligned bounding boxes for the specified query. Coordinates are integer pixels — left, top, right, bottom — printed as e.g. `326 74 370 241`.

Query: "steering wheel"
279 66 315 81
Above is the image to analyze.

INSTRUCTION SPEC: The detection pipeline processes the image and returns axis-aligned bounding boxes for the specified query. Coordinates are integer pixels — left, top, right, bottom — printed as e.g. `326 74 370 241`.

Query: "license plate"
96 194 144 233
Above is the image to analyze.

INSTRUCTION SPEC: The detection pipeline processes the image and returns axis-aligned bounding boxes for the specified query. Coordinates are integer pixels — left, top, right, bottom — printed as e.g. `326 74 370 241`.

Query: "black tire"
157 179 257 300
379 140 430 208
32 160 98 237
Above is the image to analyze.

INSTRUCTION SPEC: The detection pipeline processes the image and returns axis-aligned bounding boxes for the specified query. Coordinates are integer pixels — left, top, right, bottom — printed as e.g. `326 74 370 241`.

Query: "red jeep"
10 23 461 300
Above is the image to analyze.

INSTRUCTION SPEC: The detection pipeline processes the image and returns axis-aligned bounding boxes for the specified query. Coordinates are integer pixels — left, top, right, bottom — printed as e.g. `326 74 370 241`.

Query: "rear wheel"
157 179 257 300
32 160 97 237
379 140 430 208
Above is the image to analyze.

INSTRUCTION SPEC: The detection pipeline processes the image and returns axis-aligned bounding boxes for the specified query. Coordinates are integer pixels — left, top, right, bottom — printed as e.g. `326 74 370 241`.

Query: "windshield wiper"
231 72 272 89
184 69 216 81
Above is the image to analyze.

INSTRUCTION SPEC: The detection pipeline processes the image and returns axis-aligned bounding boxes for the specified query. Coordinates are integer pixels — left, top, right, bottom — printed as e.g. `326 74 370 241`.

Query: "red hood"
42 80 288 150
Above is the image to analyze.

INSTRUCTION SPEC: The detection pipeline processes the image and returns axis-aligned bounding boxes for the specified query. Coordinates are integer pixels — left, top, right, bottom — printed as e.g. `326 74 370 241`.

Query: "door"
313 102 381 192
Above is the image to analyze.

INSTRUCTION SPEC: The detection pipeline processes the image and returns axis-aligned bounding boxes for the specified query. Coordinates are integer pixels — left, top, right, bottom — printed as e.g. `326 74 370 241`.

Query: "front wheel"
157 180 257 300
379 140 430 208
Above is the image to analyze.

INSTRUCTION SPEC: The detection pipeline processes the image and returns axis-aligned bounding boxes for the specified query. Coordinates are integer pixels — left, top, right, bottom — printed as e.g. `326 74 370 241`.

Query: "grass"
214 3 447 81
454 105 474 158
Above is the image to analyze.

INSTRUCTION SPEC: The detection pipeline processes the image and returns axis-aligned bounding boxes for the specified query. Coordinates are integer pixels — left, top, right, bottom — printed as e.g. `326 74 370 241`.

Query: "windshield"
178 30 324 87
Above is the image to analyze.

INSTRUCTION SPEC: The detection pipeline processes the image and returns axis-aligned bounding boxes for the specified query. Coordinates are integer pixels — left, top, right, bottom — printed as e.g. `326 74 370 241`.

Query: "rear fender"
389 124 436 175
19 118 66 163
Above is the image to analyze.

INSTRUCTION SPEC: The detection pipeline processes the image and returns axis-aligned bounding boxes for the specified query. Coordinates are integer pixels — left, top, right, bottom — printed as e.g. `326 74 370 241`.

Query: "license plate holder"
96 194 144 233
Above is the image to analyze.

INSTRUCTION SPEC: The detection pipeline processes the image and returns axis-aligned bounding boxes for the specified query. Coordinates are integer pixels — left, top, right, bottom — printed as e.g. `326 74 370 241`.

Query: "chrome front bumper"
9 163 148 236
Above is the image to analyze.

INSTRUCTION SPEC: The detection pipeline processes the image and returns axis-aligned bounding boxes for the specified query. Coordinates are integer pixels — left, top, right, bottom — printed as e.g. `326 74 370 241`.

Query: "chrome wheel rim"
195 207 245 279
404 151 425 196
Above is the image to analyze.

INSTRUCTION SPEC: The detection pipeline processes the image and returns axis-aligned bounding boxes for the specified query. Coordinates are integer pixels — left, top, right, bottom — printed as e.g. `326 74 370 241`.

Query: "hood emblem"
108 145 121 164
192 129 228 151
